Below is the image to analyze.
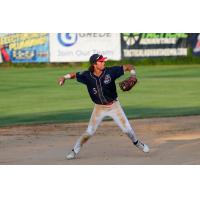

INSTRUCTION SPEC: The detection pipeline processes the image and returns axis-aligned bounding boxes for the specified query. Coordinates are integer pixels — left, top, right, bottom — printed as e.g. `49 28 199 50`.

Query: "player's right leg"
66 104 105 160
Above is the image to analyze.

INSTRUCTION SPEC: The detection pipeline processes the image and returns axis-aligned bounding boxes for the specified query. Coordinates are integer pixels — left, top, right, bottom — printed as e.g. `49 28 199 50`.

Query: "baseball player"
58 54 149 160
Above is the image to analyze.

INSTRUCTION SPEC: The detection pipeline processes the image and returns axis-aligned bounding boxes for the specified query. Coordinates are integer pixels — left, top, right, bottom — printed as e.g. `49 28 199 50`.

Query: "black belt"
103 99 117 105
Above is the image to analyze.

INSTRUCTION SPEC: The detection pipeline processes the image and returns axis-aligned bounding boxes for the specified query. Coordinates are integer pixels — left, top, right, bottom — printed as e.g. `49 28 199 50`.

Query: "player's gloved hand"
119 76 137 91
58 77 65 86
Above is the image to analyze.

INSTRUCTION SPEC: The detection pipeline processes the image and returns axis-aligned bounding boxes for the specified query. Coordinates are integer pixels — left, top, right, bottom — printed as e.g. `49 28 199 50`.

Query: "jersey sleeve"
110 66 124 79
76 71 87 85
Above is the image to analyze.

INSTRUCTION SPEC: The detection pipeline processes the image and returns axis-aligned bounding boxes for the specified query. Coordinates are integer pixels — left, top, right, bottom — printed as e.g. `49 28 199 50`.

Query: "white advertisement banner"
50 33 121 62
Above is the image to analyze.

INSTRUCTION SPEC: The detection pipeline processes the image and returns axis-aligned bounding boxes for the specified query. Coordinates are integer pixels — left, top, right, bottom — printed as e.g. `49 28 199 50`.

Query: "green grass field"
0 64 200 126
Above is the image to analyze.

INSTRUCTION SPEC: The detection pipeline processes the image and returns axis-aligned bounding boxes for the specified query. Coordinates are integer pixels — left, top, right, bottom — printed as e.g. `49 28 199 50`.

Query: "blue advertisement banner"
0 33 49 63
190 33 200 56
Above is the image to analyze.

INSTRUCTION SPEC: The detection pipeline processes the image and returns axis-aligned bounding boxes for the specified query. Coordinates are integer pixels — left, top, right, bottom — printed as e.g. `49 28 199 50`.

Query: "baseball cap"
89 54 107 65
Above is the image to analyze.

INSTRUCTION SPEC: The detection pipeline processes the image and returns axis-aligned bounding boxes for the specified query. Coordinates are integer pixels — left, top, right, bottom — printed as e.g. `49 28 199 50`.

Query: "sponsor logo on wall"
121 33 188 58
50 33 121 62
0 33 49 63
191 33 200 56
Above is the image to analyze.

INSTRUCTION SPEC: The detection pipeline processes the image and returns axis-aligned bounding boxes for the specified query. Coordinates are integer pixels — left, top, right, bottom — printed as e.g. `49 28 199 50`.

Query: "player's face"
95 61 105 71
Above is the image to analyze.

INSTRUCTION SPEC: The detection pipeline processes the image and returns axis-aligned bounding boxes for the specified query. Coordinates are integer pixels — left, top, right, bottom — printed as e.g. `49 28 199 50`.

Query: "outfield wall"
0 33 49 63
0 33 200 63
49 33 121 62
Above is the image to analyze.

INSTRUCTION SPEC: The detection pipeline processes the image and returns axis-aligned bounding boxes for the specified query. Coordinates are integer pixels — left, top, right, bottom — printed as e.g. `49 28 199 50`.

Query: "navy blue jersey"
76 66 124 105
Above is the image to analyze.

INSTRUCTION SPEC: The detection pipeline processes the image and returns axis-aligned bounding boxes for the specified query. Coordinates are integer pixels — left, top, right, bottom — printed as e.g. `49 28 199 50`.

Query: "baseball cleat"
134 140 150 153
66 149 76 160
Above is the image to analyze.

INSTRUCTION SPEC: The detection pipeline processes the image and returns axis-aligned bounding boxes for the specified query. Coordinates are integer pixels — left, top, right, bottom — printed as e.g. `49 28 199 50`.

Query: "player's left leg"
108 101 149 153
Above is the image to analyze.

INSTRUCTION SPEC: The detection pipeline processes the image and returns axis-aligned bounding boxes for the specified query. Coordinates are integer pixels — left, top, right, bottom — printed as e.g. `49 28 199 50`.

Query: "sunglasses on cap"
96 55 107 62
89 54 107 64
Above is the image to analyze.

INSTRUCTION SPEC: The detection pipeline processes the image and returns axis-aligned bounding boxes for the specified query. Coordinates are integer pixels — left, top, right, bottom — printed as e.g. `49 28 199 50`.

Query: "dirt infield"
0 115 200 164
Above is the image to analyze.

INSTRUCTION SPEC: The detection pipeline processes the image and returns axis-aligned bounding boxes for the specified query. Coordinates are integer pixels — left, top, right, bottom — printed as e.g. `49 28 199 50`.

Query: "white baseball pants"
73 100 138 154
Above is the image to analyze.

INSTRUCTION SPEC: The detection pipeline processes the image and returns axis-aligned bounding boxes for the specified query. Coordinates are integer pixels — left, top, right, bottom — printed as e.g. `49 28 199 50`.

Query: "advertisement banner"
121 33 188 59
190 33 200 56
0 33 49 63
50 33 121 62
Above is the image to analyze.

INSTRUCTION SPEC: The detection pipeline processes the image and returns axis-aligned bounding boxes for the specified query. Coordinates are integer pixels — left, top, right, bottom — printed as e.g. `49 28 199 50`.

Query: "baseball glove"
119 76 137 91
